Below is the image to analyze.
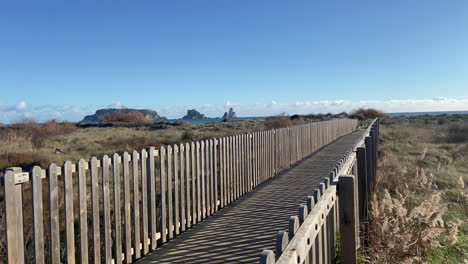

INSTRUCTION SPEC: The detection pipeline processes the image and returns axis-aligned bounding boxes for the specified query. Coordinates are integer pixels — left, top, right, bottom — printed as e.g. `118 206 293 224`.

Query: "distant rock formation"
82 108 167 123
222 107 237 119
0 122 5 128
182 109 206 119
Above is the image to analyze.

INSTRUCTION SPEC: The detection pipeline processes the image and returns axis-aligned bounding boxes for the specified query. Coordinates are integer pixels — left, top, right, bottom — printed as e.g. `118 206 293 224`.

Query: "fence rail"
260 119 379 264
2 118 358 264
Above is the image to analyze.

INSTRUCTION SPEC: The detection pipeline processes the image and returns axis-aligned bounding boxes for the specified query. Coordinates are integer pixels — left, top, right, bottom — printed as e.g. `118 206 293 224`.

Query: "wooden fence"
259 119 379 264
1 118 358 264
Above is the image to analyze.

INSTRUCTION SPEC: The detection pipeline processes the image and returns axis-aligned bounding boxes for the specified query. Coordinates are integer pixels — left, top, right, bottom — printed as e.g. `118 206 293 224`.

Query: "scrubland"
367 114 468 263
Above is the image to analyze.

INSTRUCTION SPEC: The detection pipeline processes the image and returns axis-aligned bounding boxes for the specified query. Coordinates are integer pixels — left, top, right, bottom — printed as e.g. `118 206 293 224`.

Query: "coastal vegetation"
367 114 468 263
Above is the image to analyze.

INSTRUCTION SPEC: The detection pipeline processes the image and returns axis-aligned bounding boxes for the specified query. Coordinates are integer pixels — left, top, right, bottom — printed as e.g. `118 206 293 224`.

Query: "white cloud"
0 97 468 123
16 101 27 110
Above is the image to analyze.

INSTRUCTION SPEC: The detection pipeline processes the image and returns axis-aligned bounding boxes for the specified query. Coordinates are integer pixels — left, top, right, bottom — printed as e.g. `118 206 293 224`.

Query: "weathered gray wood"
276 231 289 260
223 137 227 205
147 148 157 250
339 175 358 264
191 142 197 225
31 166 44 264
63 161 76 264
196 141 201 222
131 151 141 260
288 216 299 240
356 147 368 225
227 136 232 203
4 168 25 264
313 188 323 264
167 145 174 239
122 152 132 263
77 160 88 263
185 143 192 229
299 204 308 224
204 140 210 216
102 156 112 264
48 164 60 264
141 149 149 252
214 138 218 212
180 144 186 232
209 139 215 214
200 141 206 219
90 158 101 263
219 138 224 207
174 145 180 235
113 153 122 264
260 250 276 264
160 146 167 243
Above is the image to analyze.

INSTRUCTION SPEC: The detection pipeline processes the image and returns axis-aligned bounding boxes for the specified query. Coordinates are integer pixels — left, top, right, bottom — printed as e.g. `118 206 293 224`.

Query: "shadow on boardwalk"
137 131 365 264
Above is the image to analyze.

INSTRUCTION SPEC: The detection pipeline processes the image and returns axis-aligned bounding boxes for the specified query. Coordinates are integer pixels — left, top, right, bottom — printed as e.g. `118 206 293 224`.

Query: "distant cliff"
82 108 167 123
222 108 237 119
182 109 206 119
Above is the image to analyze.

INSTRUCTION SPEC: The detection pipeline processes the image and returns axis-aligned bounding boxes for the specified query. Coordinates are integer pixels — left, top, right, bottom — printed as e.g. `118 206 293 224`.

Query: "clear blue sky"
0 0 467 121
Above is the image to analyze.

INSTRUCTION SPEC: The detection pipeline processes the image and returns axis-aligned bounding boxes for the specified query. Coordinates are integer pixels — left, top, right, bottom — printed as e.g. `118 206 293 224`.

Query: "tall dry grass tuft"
264 115 292 129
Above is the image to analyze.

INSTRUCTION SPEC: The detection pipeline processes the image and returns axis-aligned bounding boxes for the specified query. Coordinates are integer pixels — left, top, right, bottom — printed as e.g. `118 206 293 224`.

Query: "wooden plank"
214 139 218 212
223 137 227 206
228 136 233 203
185 143 192 229
113 154 122 264
77 160 88 263
90 158 101 263
219 138 224 208
4 168 25 264
235 135 239 198
191 142 197 225
241 135 245 195
159 146 167 243
122 152 132 263
102 156 112 264
200 141 206 219
141 149 149 252
174 145 180 235
180 144 186 232
48 164 60 264
31 166 44 264
204 140 210 216
63 161 76 264
167 145 174 239
147 148 157 250
339 175 358 264
179 144 187 232
131 151 141 260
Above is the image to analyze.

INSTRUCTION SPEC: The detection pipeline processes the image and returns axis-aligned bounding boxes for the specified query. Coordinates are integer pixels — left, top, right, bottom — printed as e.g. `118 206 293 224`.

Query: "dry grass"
264 115 292 129
102 110 152 123
367 115 468 263
351 108 388 121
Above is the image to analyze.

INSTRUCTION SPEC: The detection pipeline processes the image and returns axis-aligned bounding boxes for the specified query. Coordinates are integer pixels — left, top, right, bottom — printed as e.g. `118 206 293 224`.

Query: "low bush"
265 115 292 129
447 123 468 143
351 108 387 120
102 110 151 123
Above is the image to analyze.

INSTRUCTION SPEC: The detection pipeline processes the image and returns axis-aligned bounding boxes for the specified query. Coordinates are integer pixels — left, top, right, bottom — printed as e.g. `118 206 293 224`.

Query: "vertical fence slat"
131 151 141 260
147 148 157 250
113 154 122 264
103 156 112 264
209 139 215 214
77 160 88 263
63 161 76 264
174 145 180 235
4 168 25 264
48 164 60 264
214 138 218 212
122 152 132 263
141 149 149 253
31 166 44 264
191 142 197 225
90 158 101 263
160 146 167 243
180 144 186 232
186 143 192 229
220 138 225 208
167 145 174 239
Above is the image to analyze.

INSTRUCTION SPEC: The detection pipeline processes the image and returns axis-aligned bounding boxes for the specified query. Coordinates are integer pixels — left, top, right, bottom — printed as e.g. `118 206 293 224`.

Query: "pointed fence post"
339 175 358 264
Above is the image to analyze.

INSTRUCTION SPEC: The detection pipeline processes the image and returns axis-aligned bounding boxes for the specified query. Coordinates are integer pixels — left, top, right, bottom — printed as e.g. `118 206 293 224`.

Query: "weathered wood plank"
90 158 101 263
196 141 201 222
147 148 157 251
219 138 224 208
113 153 122 264
4 168 25 264
159 146 167 243
131 151 141 260
214 138 218 212
77 160 88 263
200 141 206 219
167 145 174 239
141 149 149 252
180 144 186 232
31 166 44 264
63 161 76 264
186 143 192 229
174 145 180 235
48 164 60 264
102 156 112 264
204 140 210 216
122 152 132 263
339 175 358 264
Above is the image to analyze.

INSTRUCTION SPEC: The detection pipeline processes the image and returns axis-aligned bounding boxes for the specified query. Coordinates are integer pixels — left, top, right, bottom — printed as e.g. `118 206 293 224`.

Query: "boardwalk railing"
2 118 358 264
260 119 379 264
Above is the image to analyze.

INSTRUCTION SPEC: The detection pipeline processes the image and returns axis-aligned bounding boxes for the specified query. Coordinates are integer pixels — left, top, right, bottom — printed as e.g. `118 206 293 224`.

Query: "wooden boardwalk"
137 130 365 264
